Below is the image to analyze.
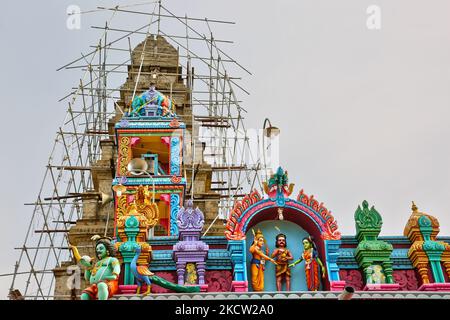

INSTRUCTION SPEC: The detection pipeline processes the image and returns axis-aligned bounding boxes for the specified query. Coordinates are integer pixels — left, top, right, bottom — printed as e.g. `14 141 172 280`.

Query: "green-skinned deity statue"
70 235 121 300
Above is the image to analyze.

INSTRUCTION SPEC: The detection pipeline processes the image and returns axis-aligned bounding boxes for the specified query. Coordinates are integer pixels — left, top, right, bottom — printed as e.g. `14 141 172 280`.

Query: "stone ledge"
110 290 450 300
363 283 401 291
418 283 450 291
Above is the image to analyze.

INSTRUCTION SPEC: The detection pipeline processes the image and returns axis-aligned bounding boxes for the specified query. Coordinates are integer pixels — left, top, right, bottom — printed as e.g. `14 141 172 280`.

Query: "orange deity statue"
249 229 277 291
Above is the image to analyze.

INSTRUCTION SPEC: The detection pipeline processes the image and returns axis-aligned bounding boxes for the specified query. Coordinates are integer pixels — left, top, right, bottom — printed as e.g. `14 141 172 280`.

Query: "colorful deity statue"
289 236 326 291
249 229 277 292
70 235 121 300
263 167 294 206
185 263 198 285
271 233 293 291
366 264 386 284
130 84 176 117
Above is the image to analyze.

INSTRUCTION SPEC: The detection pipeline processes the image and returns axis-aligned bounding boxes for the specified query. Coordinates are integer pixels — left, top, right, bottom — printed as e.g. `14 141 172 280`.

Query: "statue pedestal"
119 285 138 294
363 283 401 291
231 281 248 292
418 283 450 291
329 281 346 291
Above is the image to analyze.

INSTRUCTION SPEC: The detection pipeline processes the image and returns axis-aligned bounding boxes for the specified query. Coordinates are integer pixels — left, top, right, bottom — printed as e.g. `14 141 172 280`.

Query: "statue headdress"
252 228 264 240
252 228 269 255
91 234 113 243
303 235 318 258
252 228 268 247
91 235 116 258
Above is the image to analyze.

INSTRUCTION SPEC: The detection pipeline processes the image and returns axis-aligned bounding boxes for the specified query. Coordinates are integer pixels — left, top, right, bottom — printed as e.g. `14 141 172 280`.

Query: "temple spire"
411 201 418 213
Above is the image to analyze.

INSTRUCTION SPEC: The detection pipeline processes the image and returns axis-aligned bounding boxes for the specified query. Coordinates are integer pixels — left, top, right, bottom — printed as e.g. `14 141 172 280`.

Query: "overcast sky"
1 0 450 297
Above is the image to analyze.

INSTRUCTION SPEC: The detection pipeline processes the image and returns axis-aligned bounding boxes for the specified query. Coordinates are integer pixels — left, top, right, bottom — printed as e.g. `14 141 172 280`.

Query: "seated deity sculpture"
70 235 121 300
367 264 386 284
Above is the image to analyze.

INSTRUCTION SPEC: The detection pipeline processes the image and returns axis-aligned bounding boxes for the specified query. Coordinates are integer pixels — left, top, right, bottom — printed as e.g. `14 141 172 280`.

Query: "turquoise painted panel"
324 240 341 281
170 194 180 236
228 240 247 282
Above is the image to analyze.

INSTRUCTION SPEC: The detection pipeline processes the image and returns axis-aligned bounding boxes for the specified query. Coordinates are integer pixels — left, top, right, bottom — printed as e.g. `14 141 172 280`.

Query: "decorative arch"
225 189 341 242
224 167 343 292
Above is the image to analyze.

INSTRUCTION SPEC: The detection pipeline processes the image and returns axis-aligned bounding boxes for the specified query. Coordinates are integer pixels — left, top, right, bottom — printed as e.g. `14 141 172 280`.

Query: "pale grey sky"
1 0 450 297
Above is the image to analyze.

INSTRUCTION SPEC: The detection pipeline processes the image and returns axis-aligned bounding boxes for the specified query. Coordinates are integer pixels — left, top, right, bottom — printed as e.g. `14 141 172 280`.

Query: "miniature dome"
403 202 440 242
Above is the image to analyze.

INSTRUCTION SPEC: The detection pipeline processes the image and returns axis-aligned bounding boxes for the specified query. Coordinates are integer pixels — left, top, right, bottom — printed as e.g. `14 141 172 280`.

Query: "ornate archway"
225 189 340 243
225 167 342 292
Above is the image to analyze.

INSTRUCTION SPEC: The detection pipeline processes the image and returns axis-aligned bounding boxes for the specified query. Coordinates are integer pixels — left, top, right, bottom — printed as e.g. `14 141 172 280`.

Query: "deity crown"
253 228 264 240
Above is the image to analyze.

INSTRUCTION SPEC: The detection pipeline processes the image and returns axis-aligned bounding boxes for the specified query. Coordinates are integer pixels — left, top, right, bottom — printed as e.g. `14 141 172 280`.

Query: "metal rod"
34 230 70 233
57 20 157 71
161 5 251 75
88 46 236 62
91 26 233 44
97 6 236 25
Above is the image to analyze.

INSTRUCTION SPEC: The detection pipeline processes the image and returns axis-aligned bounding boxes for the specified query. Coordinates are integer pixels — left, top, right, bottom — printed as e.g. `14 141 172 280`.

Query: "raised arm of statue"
69 244 81 262
271 248 279 258
286 250 294 261
69 244 93 282
69 244 93 269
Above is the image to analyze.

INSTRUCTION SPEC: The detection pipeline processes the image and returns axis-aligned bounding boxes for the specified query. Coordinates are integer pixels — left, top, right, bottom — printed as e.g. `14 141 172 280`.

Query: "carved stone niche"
354 200 400 291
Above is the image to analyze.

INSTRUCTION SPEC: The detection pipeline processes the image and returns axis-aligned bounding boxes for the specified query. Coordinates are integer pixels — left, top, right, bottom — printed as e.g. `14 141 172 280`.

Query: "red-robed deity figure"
289 236 326 291
271 233 293 291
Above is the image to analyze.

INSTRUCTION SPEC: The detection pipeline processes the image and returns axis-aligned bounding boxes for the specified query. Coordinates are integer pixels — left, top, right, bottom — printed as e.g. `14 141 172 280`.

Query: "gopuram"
6 4 449 301
48 36 450 300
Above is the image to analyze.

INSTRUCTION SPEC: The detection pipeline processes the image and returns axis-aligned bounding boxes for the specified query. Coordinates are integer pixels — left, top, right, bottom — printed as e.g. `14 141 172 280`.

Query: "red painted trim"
392 244 412 249
207 244 227 249
341 244 357 248
151 245 175 250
